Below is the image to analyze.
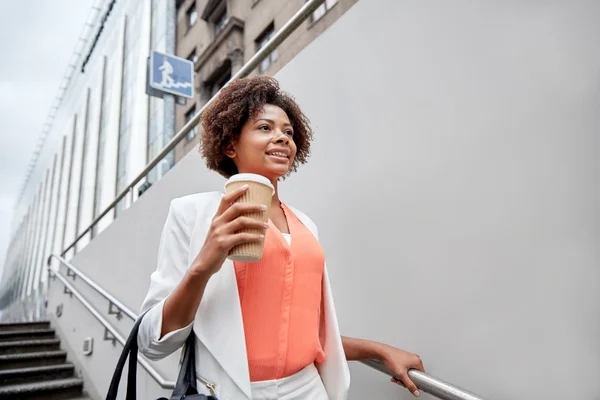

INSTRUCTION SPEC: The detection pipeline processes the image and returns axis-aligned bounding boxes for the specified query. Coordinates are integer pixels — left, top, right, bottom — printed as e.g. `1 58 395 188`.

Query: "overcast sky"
0 1 94 278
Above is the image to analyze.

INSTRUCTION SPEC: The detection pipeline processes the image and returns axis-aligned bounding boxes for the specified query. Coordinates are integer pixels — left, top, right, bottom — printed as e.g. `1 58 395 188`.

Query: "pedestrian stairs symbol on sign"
149 51 194 99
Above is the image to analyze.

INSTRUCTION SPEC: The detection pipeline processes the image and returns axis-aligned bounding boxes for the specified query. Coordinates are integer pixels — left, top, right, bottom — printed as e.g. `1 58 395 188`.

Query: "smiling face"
226 104 297 183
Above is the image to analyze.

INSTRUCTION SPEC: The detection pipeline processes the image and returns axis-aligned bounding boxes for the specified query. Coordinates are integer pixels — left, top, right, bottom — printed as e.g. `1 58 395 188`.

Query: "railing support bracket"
104 328 117 346
108 302 123 320
66 269 76 280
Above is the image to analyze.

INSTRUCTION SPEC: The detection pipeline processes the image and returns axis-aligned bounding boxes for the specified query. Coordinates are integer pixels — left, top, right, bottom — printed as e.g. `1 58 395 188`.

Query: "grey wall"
47 0 600 399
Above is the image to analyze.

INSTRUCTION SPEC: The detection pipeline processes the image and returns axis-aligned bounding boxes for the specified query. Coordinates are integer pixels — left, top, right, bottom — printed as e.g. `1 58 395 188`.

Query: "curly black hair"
200 76 313 178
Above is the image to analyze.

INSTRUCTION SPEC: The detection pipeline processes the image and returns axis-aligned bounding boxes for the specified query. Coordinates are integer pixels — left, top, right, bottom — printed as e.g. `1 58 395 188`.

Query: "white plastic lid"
225 173 275 195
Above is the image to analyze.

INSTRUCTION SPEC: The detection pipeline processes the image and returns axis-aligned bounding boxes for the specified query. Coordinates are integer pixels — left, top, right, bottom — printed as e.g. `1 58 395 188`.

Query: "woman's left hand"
381 346 425 397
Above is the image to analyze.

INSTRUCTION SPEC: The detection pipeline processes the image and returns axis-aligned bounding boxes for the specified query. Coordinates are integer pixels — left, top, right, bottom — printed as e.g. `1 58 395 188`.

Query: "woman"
138 76 424 400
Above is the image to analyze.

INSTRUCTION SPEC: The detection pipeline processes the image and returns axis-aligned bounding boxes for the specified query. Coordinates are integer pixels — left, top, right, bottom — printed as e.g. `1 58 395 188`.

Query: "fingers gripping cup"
225 173 275 262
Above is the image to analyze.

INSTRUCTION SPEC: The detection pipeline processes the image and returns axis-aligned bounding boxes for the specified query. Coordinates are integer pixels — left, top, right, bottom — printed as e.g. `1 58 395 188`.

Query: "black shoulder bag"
106 312 218 400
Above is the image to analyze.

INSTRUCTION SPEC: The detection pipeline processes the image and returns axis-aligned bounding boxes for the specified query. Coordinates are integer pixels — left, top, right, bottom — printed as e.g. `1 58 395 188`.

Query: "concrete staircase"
0 321 88 399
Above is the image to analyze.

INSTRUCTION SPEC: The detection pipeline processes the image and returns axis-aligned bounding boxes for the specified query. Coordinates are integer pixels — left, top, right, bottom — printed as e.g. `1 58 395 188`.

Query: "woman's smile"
266 148 291 163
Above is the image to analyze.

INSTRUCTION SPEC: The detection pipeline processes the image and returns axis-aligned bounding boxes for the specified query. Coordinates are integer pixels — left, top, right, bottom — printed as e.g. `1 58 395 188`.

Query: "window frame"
186 3 198 31
185 106 198 141
309 0 339 24
213 6 228 37
187 48 198 64
255 22 278 74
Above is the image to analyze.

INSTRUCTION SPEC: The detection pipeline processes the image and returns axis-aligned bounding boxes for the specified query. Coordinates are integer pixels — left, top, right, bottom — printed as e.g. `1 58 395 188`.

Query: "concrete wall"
47 0 600 399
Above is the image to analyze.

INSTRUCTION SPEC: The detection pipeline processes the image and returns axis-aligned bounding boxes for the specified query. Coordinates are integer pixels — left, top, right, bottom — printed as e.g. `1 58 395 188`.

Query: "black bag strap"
169 330 199 400
105 310 147 400
106 311 212 400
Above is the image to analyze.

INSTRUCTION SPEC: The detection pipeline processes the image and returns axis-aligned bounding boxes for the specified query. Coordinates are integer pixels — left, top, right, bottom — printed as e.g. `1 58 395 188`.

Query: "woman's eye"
286 130 294 136
259 125 270 131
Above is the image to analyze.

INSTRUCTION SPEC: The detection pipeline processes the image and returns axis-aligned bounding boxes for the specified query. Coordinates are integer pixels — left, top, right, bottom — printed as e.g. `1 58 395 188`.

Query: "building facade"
173 0 358 162
0 0 177 317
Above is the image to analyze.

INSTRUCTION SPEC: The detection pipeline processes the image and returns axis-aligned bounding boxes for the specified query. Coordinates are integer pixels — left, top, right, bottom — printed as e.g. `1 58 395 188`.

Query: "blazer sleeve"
137 198 195 361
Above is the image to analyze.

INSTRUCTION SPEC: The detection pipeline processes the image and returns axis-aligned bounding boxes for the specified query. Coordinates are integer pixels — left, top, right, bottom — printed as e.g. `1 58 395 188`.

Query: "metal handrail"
61 0 329 257
51 254 489 400
49 267 175 389
48 254 136 320
361 359 488 400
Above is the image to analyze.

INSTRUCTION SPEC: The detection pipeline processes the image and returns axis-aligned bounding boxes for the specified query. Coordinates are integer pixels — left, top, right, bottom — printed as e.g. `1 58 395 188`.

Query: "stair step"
0 377 84 400
0 328 56 342
0 338 61 354
0 363 75 385
0 350 67 370
0 321 50 332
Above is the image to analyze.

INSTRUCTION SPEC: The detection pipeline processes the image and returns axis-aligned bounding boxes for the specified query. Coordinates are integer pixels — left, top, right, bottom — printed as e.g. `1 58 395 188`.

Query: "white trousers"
250 364 329 400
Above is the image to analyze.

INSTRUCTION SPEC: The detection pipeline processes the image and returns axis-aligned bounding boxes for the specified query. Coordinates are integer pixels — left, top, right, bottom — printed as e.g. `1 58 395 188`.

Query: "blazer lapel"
318 263 351 399
188 192 252 398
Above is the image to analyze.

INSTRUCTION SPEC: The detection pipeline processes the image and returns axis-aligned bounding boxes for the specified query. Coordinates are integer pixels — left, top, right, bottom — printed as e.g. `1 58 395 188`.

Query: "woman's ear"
225 143 236 159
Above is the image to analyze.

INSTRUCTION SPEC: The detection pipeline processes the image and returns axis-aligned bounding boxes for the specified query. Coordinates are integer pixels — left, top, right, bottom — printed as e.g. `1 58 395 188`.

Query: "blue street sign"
149 50 194 99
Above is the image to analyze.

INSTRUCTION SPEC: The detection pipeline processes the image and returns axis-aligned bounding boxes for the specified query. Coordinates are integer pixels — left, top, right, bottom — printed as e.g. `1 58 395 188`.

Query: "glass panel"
185 107 198 140
188 7 198 27
215 10 228 36
257 25 276 73
326 0 339 9
188 50 198 64
312 4 326 22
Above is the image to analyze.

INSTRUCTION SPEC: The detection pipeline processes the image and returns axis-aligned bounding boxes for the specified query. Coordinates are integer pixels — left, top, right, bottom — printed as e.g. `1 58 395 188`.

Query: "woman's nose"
274 130 289 143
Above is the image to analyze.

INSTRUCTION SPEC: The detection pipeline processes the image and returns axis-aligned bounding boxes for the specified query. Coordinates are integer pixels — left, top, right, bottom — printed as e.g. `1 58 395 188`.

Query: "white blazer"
138 192 351 400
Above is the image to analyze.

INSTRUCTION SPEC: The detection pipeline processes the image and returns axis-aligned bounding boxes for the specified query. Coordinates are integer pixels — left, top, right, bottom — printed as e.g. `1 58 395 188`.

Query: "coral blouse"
234 204 326 382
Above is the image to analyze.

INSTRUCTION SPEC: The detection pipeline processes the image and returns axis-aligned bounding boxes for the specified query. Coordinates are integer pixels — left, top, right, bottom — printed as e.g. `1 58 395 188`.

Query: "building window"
212 67 231 97
202 64 231 103
187 3 198 30
188 49 199 77
201 0 228 38
214 7 228 37
256 22 277 74
186 106 198 140
188 49 198 64
311 0 338 23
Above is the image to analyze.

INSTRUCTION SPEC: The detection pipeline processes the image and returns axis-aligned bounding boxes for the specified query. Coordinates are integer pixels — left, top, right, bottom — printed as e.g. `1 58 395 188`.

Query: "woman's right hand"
191 185 268 276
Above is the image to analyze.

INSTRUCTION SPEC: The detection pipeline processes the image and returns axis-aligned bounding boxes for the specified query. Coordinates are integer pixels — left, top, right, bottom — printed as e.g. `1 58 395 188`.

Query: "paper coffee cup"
224 173 275 262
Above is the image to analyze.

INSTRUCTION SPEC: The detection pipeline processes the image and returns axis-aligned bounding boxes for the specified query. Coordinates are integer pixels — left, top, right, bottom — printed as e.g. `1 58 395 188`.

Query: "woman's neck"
270 179 281 207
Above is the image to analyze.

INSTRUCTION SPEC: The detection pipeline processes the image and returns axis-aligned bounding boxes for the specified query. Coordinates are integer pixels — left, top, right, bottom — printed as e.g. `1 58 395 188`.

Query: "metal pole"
24 190 42 298
30 170 51 294
19 209 33 300
74 88 92 254
50 136 67 255
360 359 488 400
60 118 79 257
